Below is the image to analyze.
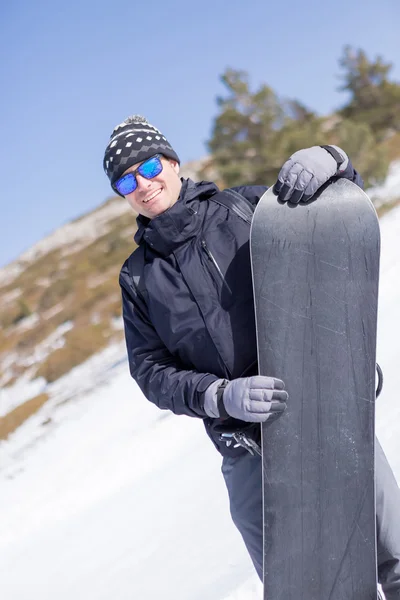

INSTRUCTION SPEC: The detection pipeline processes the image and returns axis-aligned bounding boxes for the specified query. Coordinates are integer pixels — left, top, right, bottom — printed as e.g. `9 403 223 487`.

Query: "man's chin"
143 195 169 218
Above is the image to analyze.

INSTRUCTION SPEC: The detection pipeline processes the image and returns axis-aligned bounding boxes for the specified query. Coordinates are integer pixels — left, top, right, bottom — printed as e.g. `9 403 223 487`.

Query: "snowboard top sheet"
250 179 380 600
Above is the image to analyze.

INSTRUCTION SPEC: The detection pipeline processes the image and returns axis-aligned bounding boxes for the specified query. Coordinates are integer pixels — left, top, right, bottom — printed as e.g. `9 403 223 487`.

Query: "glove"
273 145 349 204
204 375 288 423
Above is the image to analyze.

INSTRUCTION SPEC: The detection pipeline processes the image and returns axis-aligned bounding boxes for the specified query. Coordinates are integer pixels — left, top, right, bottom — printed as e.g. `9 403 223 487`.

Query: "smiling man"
103 115 400 598
105 117 182 219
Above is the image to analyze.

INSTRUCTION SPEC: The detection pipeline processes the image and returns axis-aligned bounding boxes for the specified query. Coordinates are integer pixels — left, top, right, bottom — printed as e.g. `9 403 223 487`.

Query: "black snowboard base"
250 179 380 599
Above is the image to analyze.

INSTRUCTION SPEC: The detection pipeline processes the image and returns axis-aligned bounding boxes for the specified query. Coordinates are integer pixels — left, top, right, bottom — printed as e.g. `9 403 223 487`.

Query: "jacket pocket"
201 239 233 296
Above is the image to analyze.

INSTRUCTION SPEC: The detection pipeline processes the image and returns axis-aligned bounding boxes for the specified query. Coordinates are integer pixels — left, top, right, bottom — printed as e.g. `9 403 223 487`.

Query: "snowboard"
250 178 380 600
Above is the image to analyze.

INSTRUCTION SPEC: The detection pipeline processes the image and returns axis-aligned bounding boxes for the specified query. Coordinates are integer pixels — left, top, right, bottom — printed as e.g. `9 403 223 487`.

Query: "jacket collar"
134 178 219 256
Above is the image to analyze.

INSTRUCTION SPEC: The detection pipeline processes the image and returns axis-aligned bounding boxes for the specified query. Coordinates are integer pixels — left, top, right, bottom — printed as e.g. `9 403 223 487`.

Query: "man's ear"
169 159 180 175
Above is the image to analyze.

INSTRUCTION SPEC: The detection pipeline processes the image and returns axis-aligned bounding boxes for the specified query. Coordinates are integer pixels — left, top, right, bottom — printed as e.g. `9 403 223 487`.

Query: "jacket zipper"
201 240 233 295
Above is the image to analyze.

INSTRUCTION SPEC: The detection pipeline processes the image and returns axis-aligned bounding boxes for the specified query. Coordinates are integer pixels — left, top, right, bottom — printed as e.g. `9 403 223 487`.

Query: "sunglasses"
113 154 163 196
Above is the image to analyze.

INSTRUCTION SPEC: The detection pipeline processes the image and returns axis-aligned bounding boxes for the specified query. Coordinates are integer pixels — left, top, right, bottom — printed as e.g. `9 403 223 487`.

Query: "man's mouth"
143 188 162 203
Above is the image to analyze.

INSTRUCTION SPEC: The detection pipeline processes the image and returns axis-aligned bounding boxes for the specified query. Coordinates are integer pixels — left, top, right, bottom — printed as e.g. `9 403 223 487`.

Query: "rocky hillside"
0 196 132 388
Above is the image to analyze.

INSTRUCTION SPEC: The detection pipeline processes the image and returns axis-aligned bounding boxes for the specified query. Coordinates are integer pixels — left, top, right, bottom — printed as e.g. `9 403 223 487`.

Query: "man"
103 115 400 598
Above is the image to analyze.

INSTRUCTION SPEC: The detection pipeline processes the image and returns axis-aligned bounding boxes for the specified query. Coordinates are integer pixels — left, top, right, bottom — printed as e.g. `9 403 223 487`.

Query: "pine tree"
339 46 400 140
207 69 322 187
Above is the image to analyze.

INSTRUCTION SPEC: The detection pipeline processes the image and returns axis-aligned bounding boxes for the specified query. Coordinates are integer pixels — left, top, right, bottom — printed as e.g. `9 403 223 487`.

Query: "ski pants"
221 438 400 599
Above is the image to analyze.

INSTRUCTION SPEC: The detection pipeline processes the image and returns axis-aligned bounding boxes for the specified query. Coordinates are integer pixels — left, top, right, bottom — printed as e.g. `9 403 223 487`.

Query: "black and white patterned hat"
103 115 180 187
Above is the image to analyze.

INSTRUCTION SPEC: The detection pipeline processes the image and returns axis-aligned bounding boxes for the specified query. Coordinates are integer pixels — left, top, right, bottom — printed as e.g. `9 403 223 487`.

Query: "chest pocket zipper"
201 239 233 295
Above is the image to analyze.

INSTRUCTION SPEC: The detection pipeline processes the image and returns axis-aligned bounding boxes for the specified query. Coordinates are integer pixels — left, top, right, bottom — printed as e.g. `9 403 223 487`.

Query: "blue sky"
0 0 399 267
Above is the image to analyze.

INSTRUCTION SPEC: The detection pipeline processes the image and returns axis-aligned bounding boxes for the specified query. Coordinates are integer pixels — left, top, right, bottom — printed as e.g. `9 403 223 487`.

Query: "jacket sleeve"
119 263 219 419
339 160 364 189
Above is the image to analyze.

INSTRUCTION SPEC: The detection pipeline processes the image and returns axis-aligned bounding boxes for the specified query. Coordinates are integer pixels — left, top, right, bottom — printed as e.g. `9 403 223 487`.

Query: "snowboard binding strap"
376 362 383 398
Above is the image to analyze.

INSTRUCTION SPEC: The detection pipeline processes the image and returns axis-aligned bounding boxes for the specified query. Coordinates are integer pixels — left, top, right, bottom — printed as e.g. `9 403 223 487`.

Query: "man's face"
122 156 182 219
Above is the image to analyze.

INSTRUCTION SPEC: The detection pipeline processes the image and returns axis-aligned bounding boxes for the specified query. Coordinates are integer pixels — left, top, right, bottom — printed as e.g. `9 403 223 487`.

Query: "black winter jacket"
119 169 363 456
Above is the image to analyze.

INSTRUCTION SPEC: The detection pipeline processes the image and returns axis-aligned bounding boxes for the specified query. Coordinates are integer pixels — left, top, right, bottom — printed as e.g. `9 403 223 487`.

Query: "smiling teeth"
143 189 161 203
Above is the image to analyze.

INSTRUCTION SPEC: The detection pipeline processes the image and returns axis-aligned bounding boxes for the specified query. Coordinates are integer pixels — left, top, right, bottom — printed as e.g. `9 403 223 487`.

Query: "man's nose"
136 174 151 189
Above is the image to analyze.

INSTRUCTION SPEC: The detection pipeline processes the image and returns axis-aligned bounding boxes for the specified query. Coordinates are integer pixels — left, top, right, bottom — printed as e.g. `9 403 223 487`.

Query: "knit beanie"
103 115 180 187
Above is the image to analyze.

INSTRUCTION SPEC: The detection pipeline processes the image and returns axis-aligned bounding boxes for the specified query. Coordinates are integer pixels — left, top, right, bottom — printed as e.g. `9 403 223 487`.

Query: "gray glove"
274 145 349 204
204 375 288 423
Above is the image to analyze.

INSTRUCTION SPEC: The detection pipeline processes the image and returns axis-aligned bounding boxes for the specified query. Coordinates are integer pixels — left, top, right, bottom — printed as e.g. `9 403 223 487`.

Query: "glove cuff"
216 380 230 419
203 379 230 419
320 145 348 173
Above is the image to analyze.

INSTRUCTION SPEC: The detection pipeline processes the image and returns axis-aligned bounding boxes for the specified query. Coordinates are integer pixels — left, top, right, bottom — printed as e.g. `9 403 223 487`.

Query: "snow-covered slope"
0 348 261 600
0 206 400 600
374 206 400 466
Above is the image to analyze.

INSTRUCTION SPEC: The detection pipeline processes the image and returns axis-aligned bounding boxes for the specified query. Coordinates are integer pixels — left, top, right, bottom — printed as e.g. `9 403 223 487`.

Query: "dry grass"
0 213 136 385
34 323 111 383
377 197 400 218
0 392 50 440
384 132 400 162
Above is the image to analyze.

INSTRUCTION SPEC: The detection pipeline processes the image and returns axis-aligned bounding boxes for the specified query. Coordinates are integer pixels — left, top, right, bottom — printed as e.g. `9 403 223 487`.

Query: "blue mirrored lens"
114 156 163 196
139 155 163 179
116 173 137 196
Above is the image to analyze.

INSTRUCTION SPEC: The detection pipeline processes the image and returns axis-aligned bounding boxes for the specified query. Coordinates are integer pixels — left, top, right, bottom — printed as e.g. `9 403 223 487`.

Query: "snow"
0 320 75 389
0 205 400 599
374 206 400 466
0 376 46 418
0 354 260 600
12 312 40 333
367 160 400 204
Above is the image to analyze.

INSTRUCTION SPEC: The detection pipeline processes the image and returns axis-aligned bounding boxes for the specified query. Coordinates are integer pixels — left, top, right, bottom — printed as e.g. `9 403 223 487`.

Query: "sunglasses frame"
113 154 163 196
